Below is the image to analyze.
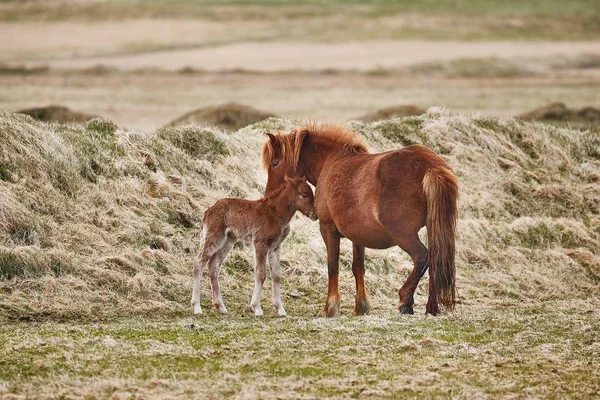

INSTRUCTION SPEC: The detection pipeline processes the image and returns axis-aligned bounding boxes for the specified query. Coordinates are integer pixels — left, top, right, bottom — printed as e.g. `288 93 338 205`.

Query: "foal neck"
263 184 297 222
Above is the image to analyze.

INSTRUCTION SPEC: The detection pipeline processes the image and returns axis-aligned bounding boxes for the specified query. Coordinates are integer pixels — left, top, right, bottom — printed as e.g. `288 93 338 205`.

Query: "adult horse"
262 123 458 316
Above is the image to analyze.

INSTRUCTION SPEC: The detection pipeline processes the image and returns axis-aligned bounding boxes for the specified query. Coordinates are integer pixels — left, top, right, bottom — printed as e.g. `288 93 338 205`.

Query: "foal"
191 176 317 316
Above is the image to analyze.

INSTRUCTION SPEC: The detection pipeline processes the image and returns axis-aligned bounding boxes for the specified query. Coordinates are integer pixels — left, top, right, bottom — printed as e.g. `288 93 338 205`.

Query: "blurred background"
1 0 599 131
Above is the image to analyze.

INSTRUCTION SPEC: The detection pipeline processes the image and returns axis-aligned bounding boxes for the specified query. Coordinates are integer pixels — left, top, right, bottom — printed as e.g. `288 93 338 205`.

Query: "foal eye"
272 161 279 168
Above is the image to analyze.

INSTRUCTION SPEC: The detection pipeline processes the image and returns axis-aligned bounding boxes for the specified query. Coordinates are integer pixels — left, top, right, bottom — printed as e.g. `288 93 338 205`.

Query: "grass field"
1 0 600 398
1 110 599 398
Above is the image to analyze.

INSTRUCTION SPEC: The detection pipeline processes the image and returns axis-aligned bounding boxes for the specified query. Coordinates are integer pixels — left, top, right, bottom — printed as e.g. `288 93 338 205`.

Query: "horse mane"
261 122 368 170
261 179 289 200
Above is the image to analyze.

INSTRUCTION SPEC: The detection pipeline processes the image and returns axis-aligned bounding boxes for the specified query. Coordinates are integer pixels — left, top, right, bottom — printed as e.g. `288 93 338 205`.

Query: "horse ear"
265 132 277 144
294 128 307 147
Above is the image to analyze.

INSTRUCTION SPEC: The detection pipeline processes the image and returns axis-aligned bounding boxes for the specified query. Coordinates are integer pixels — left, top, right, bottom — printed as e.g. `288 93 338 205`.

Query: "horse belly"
334 212 395 249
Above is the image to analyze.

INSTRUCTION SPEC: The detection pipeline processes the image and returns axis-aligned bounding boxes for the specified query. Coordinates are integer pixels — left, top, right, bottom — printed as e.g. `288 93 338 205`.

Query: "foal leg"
268 245 286 317
319 224 341 317
352 243 370 316
208 236 235 313
191 230 220 314
250 241 269 316
191 252 209 314
396 235 429 315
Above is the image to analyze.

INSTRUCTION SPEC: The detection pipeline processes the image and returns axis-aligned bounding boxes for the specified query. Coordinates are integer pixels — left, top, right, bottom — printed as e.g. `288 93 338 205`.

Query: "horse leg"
319 224 341 317
268 245 286 317
395 235 429 315
191 230 220 314
352 243 370 315
191 252 209 314
208 236 235 314
250 241 269 316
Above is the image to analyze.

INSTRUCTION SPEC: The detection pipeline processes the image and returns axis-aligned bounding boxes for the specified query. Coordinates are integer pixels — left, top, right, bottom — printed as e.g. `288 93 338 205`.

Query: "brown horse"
191 176 317 316
262 123 458 316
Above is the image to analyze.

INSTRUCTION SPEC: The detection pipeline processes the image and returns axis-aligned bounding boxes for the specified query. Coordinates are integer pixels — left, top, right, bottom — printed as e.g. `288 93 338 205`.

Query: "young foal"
191 176 316 316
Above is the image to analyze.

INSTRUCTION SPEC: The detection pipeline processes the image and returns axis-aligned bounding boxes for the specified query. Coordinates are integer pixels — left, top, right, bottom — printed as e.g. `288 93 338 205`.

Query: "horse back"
317 145 450 248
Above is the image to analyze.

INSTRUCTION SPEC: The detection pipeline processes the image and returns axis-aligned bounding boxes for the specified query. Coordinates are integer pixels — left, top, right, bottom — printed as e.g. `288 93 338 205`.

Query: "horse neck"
263 185 296 223
298 137 341 185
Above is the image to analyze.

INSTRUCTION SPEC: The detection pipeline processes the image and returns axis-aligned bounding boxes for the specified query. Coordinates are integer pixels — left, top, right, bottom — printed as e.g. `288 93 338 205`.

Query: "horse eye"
272 161 279 168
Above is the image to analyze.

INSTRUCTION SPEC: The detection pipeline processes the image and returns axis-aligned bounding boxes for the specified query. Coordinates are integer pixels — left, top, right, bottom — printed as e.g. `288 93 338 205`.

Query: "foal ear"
284 175 300 186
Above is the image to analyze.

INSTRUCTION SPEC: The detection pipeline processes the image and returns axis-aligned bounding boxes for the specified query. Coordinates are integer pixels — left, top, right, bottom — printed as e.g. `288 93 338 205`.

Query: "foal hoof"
274 306 287 317
193 304 203 315
214 304 228 314
251 304 264 317
399 305 414 315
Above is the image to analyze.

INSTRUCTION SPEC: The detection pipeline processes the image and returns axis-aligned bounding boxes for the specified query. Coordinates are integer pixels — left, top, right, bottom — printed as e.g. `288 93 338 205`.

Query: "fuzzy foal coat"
191 177 316 316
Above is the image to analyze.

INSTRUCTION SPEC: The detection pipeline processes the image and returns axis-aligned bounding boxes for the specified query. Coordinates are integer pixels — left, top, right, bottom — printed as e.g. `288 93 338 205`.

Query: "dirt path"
23 40 600 72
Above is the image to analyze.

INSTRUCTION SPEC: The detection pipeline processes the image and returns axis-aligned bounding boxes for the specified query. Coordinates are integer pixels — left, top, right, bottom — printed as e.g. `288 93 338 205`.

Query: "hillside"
0 110 599 398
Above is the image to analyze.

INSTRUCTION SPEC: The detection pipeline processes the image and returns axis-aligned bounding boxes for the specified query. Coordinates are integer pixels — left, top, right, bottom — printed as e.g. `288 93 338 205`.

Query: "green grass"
1 307 598 398
2 0 600 40
4 0 600 19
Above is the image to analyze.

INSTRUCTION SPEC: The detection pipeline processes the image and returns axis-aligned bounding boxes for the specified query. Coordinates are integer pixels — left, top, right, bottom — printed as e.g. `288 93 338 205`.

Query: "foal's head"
285 176 317 221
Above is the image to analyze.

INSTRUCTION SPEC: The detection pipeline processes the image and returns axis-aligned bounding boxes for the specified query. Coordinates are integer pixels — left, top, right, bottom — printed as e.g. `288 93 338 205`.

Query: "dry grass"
164 103 277 132
516 102 600 128
16 105 97 124
0 110 599 397
353 105 426 123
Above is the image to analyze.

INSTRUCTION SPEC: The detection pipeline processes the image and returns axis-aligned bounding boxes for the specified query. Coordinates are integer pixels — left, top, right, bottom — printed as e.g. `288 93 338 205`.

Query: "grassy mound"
516 102 600 128
1 109 598 320
353 105 425 123
164 102 277 131
16 105 98 124
1 110 599 397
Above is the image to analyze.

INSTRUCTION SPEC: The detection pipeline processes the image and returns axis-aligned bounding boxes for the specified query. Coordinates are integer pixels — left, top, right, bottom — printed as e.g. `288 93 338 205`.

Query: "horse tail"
422 166 458 310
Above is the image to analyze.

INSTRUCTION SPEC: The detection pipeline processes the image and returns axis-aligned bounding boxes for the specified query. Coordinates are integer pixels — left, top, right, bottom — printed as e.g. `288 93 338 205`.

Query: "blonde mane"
261 122 368 170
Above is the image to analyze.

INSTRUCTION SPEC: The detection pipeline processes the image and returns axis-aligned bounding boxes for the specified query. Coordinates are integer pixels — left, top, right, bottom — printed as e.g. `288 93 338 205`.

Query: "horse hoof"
193 305 203 315
318 307 340 318
399 305 414 315
355 300 371 316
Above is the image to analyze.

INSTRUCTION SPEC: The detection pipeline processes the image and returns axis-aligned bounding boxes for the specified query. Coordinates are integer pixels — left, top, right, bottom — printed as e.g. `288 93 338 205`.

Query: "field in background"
1 0 600 398
2 0 600 130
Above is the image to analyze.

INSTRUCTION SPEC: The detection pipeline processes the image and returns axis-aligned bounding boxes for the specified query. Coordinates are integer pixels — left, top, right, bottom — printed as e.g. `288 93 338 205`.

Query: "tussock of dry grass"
164 103 277 132
516 102 600 128
16 105 97 124
1 109 598 318
353 105 426 123
0 109 599 398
